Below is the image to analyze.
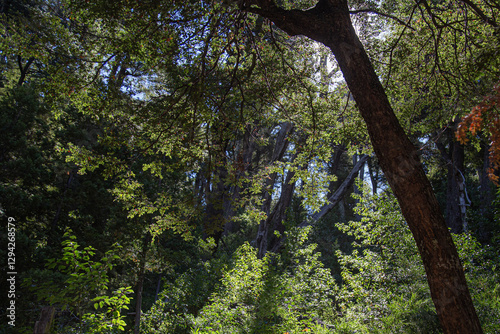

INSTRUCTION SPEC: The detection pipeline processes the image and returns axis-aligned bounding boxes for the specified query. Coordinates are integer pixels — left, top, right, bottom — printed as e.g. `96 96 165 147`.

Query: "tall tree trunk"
240 0 482 332
134 234 150 334
255 122 293 256
327 144 346 198
437 129 467 233
33 306 55 334
257 132 306 258
204 163 229 246
477 142 495 242
261 122 294 215
262 162 299 256
17 56 34 86
352 153 364 220
257 157 299 258
154 273 162 302
367 157 380 195
224 123 258 235
204 122 231 246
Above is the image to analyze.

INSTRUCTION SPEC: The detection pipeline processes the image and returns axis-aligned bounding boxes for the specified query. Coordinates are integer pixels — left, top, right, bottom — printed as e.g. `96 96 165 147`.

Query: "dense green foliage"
1 0 499 333
27 229 133 333
142 229 337 333
335 185 500 333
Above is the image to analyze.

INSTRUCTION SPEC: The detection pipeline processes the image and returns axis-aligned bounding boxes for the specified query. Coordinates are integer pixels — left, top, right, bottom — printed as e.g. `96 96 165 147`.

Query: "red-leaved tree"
457 82 500 184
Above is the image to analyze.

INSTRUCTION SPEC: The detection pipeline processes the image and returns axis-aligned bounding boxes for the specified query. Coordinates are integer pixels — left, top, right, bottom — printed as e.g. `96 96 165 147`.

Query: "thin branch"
17 56 35 86
461 0 498 26
349 9 416 31
384 2 420 87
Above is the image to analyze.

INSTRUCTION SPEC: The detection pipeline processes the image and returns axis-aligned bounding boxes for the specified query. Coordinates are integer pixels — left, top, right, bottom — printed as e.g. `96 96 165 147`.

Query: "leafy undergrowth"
142 227 338 334
140 185 500 334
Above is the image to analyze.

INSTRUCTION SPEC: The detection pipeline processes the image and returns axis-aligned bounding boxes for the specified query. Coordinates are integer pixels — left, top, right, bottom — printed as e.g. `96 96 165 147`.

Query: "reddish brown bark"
239 0 482 332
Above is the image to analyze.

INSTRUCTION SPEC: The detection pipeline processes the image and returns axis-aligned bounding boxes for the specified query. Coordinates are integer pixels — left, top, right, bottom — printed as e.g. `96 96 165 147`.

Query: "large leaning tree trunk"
235 0 482 332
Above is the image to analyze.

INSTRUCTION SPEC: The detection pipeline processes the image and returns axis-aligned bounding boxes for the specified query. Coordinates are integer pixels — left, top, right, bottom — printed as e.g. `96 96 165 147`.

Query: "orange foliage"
457 82 500 184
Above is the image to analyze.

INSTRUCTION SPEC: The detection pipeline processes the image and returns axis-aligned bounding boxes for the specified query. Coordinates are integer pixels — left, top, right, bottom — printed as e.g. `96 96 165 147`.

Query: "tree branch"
461 0 497 27
17 56 35 86
349 9 416 31
267 154 369 254
237 0 332 40
299 154 369 228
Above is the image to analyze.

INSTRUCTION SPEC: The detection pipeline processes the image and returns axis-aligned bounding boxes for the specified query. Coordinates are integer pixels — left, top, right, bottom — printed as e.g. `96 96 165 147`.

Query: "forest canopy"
1 0 499 333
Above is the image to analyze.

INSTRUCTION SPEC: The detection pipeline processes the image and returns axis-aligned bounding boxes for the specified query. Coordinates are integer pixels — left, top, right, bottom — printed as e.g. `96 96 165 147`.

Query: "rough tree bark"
237 0 482 332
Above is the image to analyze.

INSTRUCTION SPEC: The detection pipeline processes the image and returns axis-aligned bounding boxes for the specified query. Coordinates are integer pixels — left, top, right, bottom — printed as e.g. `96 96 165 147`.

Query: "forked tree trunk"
240 0 482 332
